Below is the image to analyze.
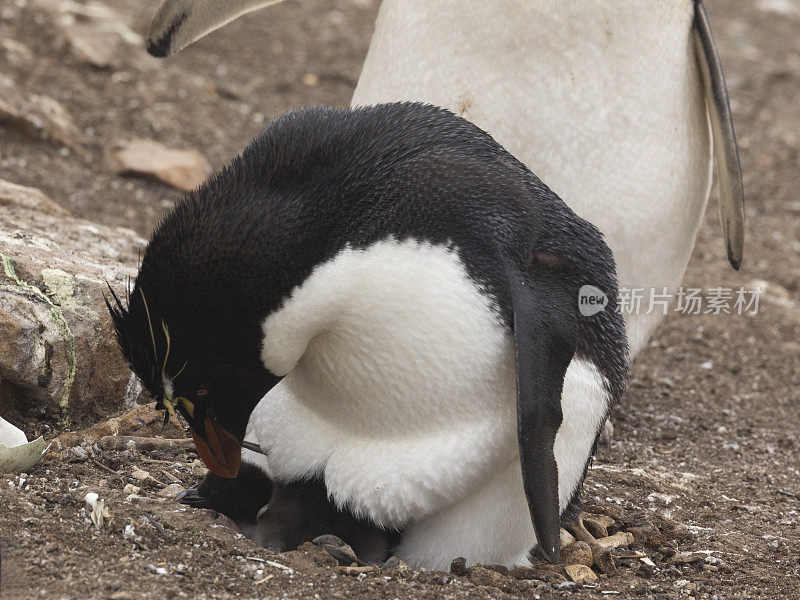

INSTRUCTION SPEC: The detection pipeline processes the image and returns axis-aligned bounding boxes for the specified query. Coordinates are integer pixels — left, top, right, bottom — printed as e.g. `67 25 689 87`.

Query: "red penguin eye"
196 388 208 397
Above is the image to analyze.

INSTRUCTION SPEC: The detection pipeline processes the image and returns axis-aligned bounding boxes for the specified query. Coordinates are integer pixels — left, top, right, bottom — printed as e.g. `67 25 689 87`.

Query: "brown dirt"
1 0 799 598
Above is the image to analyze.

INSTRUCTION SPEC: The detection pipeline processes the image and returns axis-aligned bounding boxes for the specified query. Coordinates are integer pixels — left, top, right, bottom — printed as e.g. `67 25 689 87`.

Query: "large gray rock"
0 185 147 426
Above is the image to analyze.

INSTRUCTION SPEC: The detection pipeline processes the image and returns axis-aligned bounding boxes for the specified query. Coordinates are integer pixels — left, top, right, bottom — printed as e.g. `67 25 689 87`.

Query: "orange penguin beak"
189 415 241 478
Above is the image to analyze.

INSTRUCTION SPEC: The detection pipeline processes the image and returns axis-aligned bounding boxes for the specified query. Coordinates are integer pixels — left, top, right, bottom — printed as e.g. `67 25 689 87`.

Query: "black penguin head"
106 179 286 477
107 278 278 477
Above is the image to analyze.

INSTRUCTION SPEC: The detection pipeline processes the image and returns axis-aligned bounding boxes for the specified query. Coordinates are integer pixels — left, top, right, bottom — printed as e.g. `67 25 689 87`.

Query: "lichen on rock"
0 199 147 427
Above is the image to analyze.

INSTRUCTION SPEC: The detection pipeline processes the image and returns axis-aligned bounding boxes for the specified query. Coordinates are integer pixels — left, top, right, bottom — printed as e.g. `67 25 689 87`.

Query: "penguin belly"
352 0 712 357
251 238 611 567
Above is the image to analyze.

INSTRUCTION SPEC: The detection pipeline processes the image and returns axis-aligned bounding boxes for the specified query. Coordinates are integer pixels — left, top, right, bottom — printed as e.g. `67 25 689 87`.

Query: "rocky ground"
0 0 798 598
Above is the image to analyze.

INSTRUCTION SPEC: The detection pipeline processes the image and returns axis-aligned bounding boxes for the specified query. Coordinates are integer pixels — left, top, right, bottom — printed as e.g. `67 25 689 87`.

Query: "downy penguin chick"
252 478 399 563
109 102 628 568
179 445 397 562
176 456 272 520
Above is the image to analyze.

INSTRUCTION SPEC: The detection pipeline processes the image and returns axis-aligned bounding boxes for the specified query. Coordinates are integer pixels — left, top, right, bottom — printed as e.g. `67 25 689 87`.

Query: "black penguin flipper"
693 0 745 269
508 265 577 564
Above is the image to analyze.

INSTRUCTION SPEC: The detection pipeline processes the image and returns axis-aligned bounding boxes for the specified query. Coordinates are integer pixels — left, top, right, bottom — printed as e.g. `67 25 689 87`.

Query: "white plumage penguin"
145 0 745 358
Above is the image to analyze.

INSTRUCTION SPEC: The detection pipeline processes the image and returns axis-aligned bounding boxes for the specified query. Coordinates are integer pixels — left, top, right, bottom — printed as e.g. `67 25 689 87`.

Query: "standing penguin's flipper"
693 0 745 270
508 266 577 564
146 0 285 57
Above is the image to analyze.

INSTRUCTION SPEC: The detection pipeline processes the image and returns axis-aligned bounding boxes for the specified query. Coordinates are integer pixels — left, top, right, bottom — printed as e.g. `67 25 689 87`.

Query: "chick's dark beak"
189 415 241 478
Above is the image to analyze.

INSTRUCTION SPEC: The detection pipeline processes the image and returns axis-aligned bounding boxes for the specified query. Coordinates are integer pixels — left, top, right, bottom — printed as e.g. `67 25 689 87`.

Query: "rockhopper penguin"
109 103 628 569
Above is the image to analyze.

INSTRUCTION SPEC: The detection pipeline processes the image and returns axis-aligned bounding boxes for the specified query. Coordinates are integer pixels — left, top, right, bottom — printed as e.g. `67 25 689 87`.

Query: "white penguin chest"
254 239 518 525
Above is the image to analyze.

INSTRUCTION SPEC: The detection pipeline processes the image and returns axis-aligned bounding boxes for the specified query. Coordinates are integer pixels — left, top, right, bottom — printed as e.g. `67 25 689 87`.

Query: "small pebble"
558 580 578 589
565 564 598 584
122 484 141 496
147 564 168 575
449 556 467 576
560 541 594 567
130 466 152 481
84 492 99 509
66 446 88 462
190 459 208 477
157 483 184 498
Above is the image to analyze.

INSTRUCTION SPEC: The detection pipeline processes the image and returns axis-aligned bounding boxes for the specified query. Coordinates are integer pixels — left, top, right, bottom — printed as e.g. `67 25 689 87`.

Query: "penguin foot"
312 534 365 566
175 488 213 509
566 514 616 574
